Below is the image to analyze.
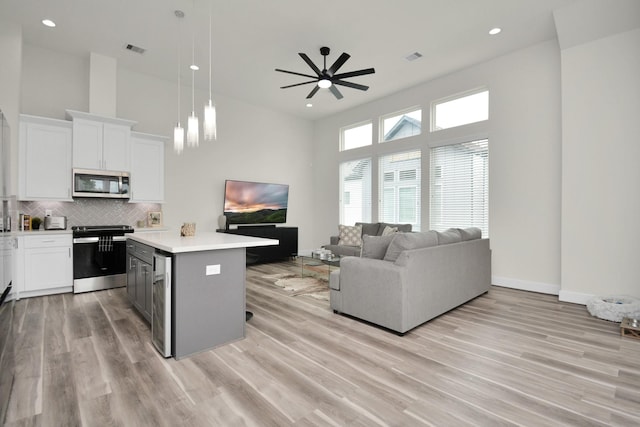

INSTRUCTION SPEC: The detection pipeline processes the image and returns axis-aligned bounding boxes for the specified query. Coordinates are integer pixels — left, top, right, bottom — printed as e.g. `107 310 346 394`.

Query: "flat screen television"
223 179 289 225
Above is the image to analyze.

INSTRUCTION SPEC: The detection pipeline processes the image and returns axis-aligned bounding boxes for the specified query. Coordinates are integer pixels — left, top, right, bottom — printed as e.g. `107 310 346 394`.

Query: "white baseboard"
492 276 560 295
558 290 593 305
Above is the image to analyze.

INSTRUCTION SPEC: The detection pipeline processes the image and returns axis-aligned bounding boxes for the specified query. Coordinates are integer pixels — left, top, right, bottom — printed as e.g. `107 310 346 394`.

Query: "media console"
219 226 298 264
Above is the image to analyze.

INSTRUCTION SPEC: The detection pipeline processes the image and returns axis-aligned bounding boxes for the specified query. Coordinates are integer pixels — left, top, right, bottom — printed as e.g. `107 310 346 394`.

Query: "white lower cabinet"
15 233 73 298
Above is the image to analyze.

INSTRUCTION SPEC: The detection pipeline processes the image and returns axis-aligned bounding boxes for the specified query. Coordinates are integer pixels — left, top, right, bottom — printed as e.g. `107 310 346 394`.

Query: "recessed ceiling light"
306 103 313 108
489 27 502 35
42 19 56 28
190 64 199 71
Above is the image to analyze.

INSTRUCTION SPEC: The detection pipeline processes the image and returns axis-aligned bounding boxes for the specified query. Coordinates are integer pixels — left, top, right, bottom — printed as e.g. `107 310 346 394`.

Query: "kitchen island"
127 230 278 359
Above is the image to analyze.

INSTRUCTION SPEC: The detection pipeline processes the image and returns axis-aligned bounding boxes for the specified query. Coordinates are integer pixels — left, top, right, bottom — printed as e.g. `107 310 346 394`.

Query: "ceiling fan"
275 46 375 100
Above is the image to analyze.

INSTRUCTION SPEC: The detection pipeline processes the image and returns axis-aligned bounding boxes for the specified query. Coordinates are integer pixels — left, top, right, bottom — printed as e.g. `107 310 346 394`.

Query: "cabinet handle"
69 248 71 257
41 239 56 243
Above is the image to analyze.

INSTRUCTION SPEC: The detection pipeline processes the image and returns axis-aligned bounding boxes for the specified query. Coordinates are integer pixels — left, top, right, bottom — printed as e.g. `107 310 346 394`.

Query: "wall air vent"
405 52 423 62
125 44 146 55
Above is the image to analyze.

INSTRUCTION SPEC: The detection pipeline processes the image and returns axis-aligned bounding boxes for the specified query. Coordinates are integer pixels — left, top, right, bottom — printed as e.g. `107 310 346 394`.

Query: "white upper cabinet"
18 115 73 201
66 110 136 172
130 132 166 203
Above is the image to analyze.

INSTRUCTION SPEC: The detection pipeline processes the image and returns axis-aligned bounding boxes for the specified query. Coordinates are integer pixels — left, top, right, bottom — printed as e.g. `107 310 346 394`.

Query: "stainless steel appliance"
44 216 67 230
72 225 134 293
72 169 130 199
152 251 172 357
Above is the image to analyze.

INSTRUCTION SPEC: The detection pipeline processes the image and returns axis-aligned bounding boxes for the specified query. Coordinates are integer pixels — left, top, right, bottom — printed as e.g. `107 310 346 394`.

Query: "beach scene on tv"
223 180 289 225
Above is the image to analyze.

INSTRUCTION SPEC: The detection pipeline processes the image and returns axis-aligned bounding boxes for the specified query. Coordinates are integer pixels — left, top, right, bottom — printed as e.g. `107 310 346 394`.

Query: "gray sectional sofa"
330 227 491 334
323 222 413 257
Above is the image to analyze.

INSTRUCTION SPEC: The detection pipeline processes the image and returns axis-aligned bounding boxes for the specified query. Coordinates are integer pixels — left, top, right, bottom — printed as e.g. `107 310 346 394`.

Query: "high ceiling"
1 0 581 120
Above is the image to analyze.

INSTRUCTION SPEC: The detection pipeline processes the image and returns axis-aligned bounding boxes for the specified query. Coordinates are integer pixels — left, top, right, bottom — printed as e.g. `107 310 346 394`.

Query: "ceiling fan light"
318 79 332 89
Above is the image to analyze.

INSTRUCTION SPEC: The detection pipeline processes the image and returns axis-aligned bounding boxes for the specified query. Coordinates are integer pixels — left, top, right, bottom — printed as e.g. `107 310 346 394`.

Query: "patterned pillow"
381 225 398 236
338 224 363 246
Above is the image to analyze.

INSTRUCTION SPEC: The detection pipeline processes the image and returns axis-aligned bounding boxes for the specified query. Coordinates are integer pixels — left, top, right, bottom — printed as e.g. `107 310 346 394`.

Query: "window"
341 122 372 151
340 158 372 225
379 150 421 230
430 139 488 236
381 108 422 142
432 90 488 131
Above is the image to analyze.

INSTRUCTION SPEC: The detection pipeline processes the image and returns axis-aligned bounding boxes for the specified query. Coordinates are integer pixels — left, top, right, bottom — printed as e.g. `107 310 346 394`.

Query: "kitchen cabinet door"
17 234 73 297
130 133 166 203
19 116 73 201
72 119 130 171
102 123 130 171
126 251 137 304
72 118 103 170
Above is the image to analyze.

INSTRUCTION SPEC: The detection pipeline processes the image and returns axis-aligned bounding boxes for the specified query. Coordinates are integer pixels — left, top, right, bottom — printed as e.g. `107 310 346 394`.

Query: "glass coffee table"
296 250 341 279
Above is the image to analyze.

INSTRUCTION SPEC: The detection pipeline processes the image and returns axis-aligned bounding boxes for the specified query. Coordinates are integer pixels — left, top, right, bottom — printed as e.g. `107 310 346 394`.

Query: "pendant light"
203 0 217 141
173 10 185 154
186 2 199 147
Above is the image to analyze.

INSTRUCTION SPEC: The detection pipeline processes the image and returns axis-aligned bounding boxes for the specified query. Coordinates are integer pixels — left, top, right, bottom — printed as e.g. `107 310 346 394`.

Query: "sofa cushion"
459 227 482 241
338 224 363 246
356 222 380 237
378 222 412 235
437 228 463 245
383 231 438 262
361 234 396 259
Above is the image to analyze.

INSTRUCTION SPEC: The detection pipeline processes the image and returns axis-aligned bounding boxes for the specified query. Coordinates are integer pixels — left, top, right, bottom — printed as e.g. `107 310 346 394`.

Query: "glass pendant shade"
173 124 184 154
187 113 199 147
203 99 217 141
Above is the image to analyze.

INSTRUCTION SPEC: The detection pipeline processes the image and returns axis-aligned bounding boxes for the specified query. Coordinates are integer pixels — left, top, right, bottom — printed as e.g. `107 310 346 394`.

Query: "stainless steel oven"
72 225 134 293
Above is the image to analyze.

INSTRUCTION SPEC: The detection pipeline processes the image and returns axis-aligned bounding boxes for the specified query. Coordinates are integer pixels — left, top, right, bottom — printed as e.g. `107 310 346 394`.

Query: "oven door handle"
73 236 129 244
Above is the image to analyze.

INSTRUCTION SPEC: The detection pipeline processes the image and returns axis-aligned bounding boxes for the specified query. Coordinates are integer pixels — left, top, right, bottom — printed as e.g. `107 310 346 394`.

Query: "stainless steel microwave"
72 169 130 199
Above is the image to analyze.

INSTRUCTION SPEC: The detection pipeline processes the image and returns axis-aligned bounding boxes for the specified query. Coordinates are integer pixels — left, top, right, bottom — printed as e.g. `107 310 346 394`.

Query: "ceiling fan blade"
306 85 320 99
275 68 318 79
329 85 344 100
299 53 322 76
280 80 318 89
332 68 376 80
327 52 350 76
333 80 369 91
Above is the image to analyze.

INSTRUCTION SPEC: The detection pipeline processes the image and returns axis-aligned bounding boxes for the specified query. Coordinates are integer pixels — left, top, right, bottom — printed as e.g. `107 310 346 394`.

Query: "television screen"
223 180 289 225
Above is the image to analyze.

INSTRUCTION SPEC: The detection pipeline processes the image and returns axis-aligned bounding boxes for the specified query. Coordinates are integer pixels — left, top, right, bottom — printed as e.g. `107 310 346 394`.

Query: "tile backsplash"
19 199 161 228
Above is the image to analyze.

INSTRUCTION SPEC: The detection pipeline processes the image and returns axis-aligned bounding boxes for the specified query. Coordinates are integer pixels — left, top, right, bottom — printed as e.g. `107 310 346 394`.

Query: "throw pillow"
379 222 412 233
381 225 398 236
357 222 381 237
338 224 363 246
383 231 438 262
361 234 396 259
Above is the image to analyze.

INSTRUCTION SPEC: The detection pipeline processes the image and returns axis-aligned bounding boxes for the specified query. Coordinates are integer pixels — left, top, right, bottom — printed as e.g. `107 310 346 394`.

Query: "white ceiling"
1 0 582 120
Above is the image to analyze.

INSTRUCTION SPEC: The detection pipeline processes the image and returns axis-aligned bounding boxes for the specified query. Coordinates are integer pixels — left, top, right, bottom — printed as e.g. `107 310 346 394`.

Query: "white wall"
19 45 316 249
560 28 640 303
21 44 89 119
312 40 563 294
0 19 23 195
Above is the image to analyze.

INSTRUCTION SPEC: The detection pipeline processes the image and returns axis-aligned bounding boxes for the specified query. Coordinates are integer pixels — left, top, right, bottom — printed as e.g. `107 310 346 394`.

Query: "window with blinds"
379 150 421 231
430 139 488 236
340 158 372 225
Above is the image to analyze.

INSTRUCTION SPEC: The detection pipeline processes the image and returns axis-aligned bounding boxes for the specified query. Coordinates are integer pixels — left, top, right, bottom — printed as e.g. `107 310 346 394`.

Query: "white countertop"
127 230 279 254
10 229 72 236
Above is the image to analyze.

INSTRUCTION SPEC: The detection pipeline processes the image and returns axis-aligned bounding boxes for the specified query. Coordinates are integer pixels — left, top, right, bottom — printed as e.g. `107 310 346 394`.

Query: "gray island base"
127 231 278 359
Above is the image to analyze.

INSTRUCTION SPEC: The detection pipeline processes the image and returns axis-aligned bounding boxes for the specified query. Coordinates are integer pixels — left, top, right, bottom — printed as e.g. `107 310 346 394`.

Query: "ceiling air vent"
405 52 423 62
125 44 146 55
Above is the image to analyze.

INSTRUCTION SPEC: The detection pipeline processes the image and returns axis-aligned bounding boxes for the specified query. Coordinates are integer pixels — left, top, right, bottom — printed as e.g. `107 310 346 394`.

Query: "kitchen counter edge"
127 230 278 254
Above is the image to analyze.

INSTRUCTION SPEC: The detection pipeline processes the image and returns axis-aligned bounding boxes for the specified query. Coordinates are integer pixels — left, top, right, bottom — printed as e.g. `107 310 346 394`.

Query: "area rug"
262 273 329 301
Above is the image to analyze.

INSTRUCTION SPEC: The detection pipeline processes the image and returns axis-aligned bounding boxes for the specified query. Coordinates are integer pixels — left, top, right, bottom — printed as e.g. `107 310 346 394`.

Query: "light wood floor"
4 260 640 426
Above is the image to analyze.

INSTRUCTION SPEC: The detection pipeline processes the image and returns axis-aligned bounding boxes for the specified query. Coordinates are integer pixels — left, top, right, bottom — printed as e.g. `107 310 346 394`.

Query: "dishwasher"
152 251 172 357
